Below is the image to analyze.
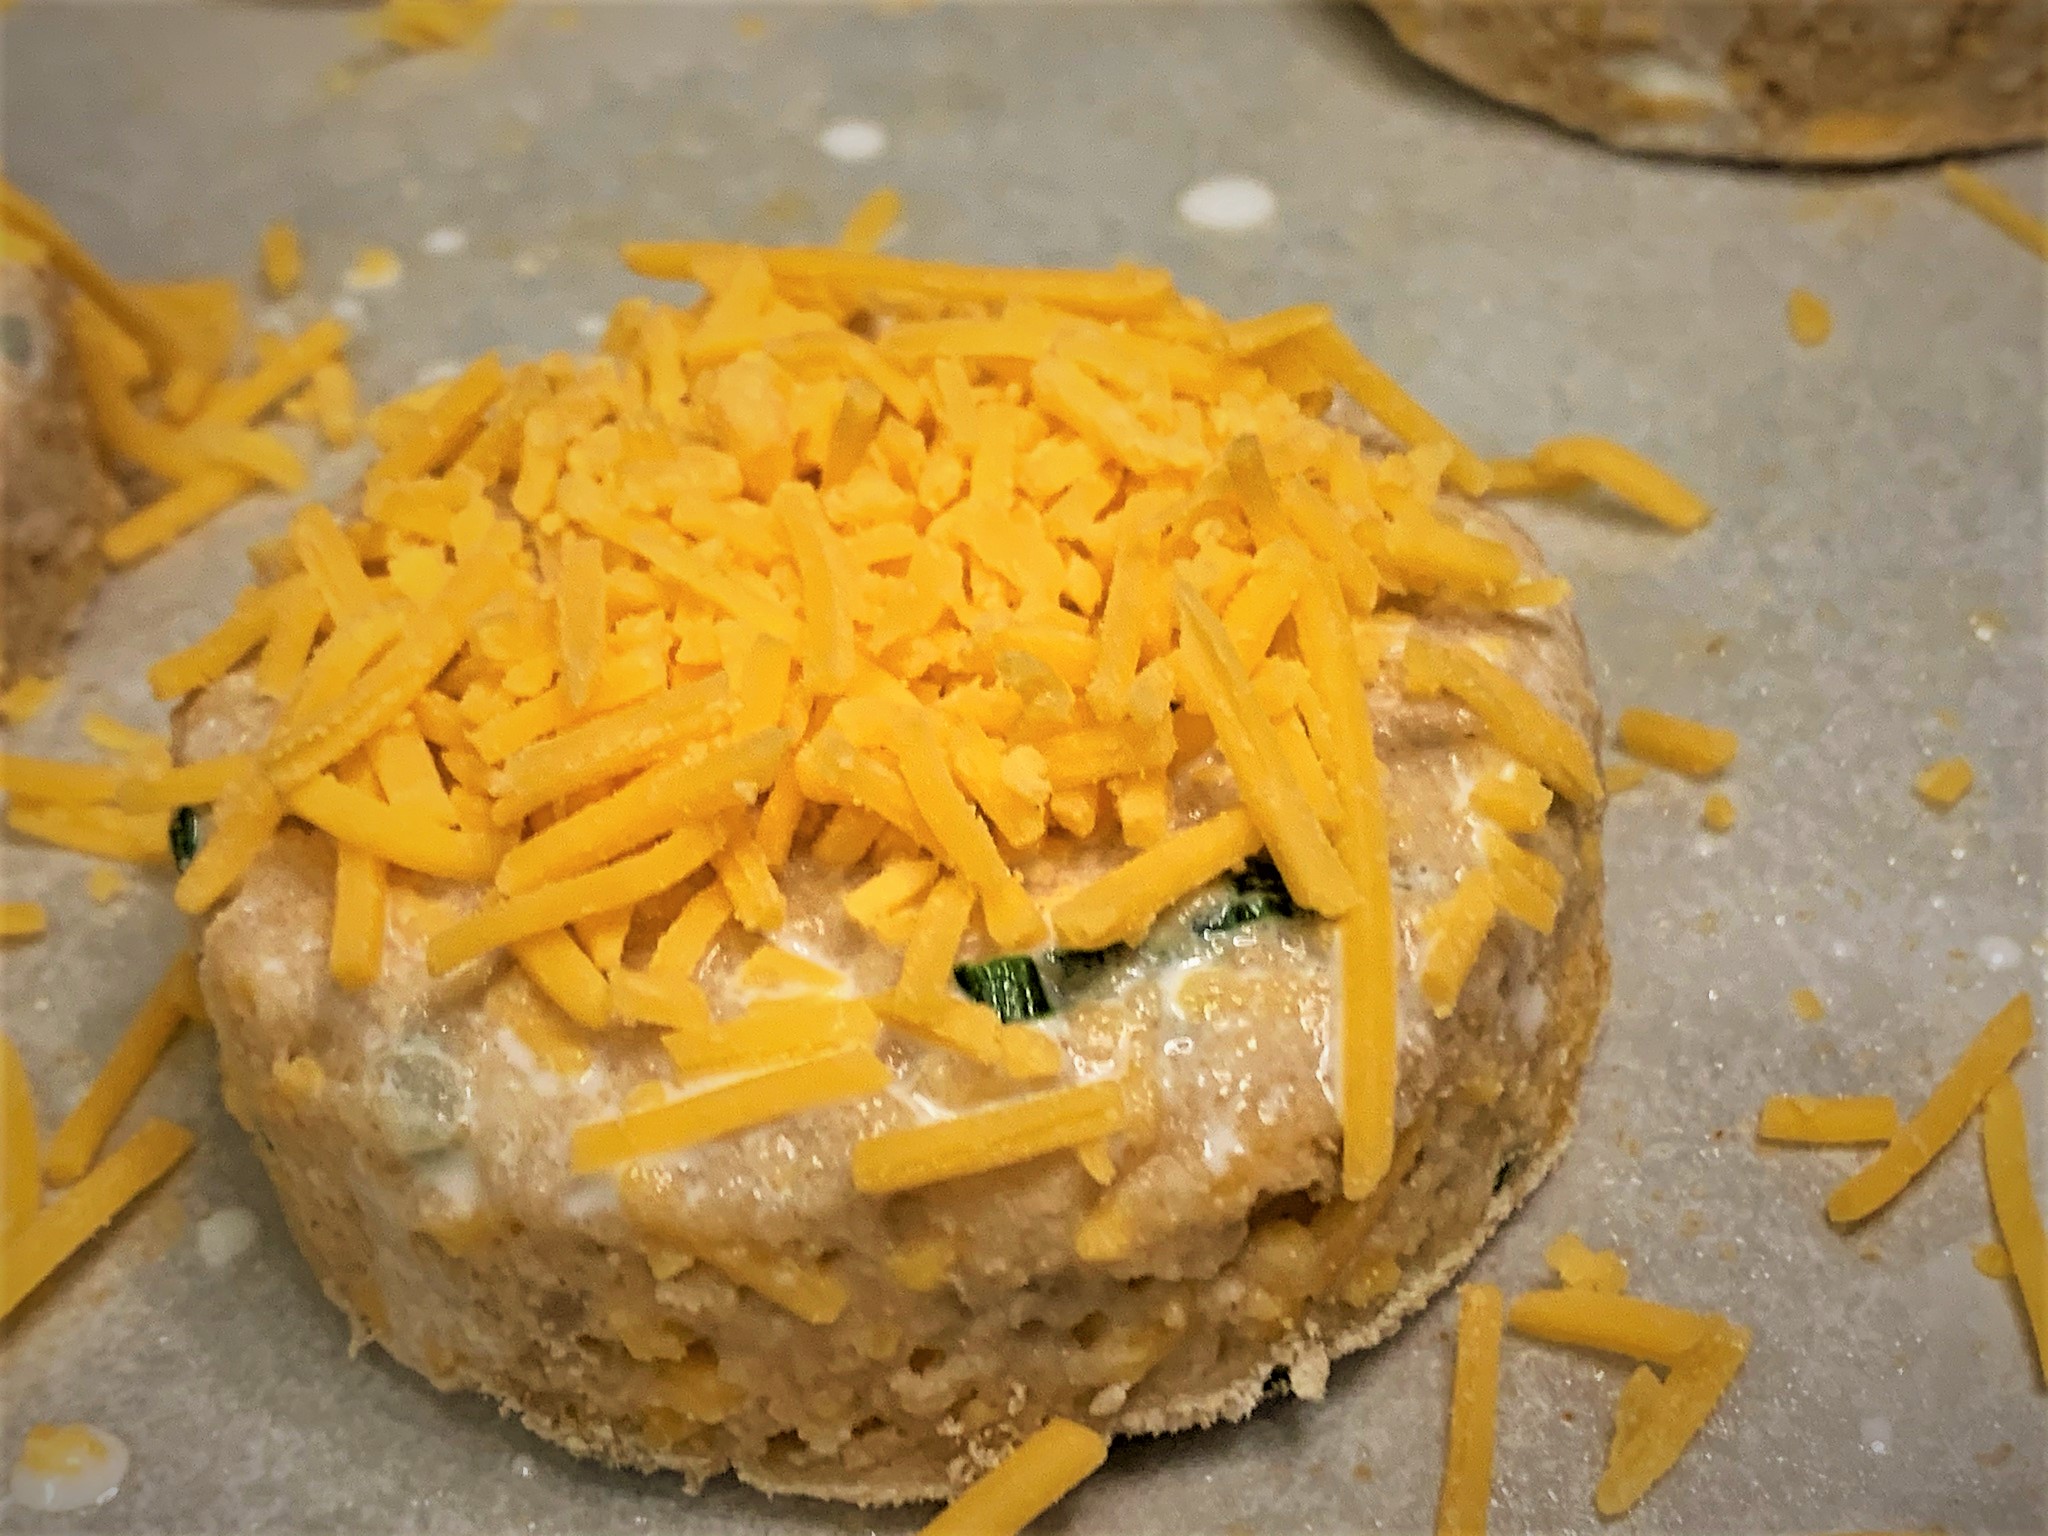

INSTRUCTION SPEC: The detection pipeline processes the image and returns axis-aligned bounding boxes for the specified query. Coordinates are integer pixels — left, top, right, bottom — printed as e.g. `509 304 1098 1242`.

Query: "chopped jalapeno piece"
169 805 202 872
952 954 1052 1022
1191 853 1298 935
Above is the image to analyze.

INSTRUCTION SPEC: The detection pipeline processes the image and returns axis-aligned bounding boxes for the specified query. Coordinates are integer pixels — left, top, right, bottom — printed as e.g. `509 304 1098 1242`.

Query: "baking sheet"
2 4 2044 1531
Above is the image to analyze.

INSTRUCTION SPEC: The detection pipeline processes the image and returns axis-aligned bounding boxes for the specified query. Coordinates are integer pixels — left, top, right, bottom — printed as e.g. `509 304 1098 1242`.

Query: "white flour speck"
421 227 469 257
1978 935 2023 971
196 1207 259 1269
416 360 463 386
330 295 368 326
818 119 888 163
1176 175 1276 233
575 313 608 341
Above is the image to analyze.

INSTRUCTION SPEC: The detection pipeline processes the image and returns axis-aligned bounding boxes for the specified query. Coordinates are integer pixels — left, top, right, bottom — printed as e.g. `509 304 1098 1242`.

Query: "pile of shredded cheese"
10 235 1642 1215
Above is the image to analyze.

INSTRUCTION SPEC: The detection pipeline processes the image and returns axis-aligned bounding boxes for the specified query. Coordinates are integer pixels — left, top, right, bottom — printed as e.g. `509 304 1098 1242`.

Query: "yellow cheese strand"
1543 1232 1629 1293
42 952 200 1186
1756 1094 1898 1145
1593 1319 1750 1516
427 825 723 974
0 1033 40 1239
1050 807 1261 951
1172 582 1357 916
916 1417 1109 1536
1435 1282 1503 1536
572 1047 890 1173
1829 993 2033 1225
852 1079 1124 1195
1981 1075 2047 1375
1616 707 1737 776
1506 1288 1714 1367
0 1118 194 1320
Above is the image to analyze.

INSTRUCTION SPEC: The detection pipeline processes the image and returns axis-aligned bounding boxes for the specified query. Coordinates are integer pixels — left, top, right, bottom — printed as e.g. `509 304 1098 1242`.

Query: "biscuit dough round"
1365 0 2046 162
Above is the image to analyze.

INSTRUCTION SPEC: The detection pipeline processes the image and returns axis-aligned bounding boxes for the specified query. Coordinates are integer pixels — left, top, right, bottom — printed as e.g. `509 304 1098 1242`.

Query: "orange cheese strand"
1913 755 1974 809
42 952 201 1186
0 1118 194 1321
1981 1075 2047 1376
511 929 611 1029
1828 993 2033 1225
0 903 47 940
1786 289 1832 347
1435 1282 1504 1536
1941 162 2048 261
1049 807 1261 950
1419 867 1497 1019
1544 1231 1629 1293
1616 707 1737 777
1756 1094 1898 1145
916 1417 1109 1536
1593 1320 1750 1517
852 1079 1125 1194
1 1033 40 1238
1404 636 1600 805
1173 583 1357 916
172 772 283 914
838 187 903 255
1507 1288 1714 1367
571 1047 890 1173
663 998 880 1080
1528 436 1711 531
428 826 723 974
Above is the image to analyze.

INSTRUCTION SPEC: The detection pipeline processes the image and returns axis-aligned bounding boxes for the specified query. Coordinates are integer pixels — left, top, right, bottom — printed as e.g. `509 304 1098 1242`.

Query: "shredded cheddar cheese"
1616 707 1737 777
0 902 47 940
1507 1288 1714 1366
1419 868 1497 1018
1435 1282 1503 1536
1789 986 1826 1023
1785 289 1832 347
1981 1076 2046 1374
1757 1094 1897 1145
571 1047 891 1173
0 1118 193 1321
1941 162 2048 262
1544 1232 1629 1293
1593 1319 1750 1516
1699 792 1736 832
916 1417 1109 1536
851 1078 1125 1194
105 239 1612 1207
0 1033 39 1238
259 221 303 297
0 676 60 725
838 188 903 255
1913 755 1973 809
1827 993 2033 1225
1527 436 1710 531
43 952 201 1185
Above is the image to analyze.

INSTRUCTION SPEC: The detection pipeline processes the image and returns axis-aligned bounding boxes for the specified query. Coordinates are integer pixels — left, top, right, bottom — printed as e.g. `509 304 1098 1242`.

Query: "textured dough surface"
189 485 1608 1506
1365 0 2046 162
0 260 123 684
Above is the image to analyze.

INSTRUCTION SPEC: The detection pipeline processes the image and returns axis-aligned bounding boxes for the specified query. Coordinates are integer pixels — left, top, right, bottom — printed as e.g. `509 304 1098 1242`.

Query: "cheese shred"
1827 993 2033 1225
0 1118 193 1322
916 1418 1109 1536
1435 1282 1503 1536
